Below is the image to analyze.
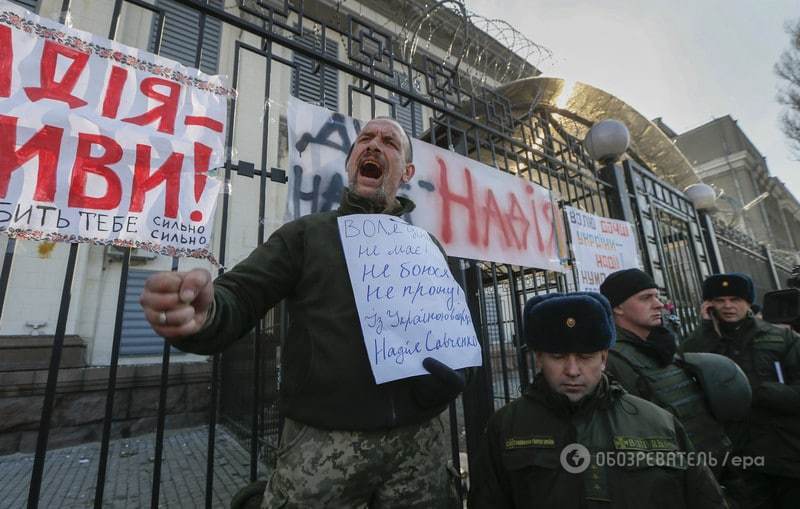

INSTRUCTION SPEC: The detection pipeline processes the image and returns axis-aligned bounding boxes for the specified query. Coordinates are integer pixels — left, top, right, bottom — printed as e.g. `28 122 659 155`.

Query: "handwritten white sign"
338 214 482 384
565 206 641 292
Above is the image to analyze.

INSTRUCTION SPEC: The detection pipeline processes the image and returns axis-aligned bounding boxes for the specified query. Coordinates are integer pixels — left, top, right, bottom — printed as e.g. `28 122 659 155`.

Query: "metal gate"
1 0 717 507
624 160 712 336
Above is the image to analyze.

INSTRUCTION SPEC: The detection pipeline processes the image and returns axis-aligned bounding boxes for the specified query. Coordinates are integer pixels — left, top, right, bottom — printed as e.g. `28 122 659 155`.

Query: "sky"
466 0 800 198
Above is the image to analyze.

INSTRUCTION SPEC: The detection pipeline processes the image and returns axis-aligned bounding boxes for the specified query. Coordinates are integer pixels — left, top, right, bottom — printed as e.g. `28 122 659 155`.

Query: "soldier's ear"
600 349 609 371
612 306 624 317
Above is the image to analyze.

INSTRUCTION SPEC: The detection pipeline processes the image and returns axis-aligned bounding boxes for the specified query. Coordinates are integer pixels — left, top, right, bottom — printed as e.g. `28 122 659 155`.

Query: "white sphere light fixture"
684 182 717 211
583 119 631 164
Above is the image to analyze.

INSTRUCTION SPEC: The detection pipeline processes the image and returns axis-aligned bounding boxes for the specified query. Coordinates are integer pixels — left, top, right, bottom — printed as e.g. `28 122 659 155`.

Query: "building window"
390 73 423 137
9 0 38 12
120 269 176 356
150 0 223 74
292 32 339 111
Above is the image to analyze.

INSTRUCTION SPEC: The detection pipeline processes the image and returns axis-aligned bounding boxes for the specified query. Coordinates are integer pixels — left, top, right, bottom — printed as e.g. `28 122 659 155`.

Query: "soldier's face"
346 119 414 207
709 296 750 322
536 350 608 402
614 288 664 332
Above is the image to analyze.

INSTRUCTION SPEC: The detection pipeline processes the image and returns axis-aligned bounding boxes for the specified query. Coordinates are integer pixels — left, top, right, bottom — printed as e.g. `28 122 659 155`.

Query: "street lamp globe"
583 119 631 164
684 182 717 211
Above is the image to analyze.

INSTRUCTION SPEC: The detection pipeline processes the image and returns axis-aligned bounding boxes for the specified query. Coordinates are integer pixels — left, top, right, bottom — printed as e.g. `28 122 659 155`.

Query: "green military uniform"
175 189 456 508
683 316 800 507
469 375 726 509
606 327 731 472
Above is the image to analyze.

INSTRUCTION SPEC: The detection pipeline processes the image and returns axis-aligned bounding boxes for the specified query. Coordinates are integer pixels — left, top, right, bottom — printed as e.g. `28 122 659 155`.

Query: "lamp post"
583 119 635 225
685 182 725 274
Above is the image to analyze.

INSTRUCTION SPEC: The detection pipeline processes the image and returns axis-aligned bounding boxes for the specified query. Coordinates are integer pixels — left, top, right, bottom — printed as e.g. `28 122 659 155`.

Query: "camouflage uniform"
263 415 450 508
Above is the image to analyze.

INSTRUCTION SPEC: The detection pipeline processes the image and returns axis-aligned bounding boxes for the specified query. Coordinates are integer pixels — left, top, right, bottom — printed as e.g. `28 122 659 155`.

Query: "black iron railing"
1 1 738 508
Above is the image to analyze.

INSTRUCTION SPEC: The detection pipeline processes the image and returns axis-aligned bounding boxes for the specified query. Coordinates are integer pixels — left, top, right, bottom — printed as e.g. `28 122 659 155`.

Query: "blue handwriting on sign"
343 217 408 238
386 307 473 332
374 336 423 365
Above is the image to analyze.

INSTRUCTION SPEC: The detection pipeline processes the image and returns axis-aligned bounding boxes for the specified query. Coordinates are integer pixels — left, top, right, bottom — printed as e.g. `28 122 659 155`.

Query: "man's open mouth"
358 158 383 180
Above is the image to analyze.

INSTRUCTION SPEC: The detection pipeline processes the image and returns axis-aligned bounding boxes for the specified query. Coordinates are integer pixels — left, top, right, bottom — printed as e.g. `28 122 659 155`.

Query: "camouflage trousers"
262 414 450 509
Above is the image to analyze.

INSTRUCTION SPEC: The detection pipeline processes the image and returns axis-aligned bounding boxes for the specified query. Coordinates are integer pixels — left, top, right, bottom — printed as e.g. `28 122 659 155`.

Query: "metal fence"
711 219 795 302
0 0 749 508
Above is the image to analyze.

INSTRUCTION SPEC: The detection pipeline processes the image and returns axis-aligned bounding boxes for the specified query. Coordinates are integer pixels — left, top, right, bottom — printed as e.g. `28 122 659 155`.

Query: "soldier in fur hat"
683 273 800 508
469 292 725 509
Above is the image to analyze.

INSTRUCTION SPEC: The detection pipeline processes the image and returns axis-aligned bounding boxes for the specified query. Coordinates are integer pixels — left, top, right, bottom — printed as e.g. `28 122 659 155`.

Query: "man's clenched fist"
139 268 214 339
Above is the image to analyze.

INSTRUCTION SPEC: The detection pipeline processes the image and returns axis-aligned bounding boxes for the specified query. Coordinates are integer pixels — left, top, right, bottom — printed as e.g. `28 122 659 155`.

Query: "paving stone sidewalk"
0 426 269 509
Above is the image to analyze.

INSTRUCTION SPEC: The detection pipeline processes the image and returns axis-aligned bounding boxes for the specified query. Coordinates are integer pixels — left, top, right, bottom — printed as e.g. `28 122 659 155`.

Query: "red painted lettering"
101 66 128 119
482 189 513 248
185 115 223 132
67 133 122 210
190 142 211 221
24 41 89 108
0 25 11 98
595 254 620 270
130 144 184 218
540 201 556 253
505 193 530 250
68 134 123 210
122 77 181 134
0 115 63 201
437 157 478 245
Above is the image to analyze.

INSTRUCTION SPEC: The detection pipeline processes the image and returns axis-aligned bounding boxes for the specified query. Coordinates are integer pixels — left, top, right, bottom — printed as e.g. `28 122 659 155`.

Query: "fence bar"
149 256 180 508
0 237 16 322
490 264 512 403
93 248 131 508
448 401 463 505
58 0 71 22
250 31 276 481
27 243 79 509
206 353 221 509
205 152 233 506
462 261 495 484
149 337 173 508
763 244 782 290
107 0 123 39
506 265 529 389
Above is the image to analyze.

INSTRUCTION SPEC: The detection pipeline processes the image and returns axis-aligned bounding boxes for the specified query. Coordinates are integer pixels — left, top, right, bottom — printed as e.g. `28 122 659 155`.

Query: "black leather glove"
412 357 466 409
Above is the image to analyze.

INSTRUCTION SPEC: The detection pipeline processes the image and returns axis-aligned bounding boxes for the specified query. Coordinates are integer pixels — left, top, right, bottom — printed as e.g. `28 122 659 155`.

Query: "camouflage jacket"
175 189 455 431
468 375 725 509
682 317 800 478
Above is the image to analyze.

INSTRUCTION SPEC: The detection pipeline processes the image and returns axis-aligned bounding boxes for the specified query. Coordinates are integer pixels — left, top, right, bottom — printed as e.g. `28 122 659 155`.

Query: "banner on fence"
564 205 641 292
0 1 233 261
287 98 566 271
338 214 482 383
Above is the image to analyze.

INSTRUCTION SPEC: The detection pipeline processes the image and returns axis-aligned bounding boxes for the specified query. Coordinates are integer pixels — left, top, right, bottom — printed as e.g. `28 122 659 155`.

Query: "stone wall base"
0 361 211 455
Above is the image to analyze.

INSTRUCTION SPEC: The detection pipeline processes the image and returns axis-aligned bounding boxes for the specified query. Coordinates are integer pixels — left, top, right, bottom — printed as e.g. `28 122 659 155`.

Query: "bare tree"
776 19 800 156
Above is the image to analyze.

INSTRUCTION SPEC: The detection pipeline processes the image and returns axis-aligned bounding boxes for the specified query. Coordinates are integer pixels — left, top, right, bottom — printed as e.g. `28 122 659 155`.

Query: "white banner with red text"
564 205 641 292
0 1 233 262
287 98 566 271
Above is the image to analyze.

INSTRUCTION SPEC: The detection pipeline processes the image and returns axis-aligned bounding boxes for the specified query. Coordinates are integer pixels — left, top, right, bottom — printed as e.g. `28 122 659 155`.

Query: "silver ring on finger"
158 311 167 325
